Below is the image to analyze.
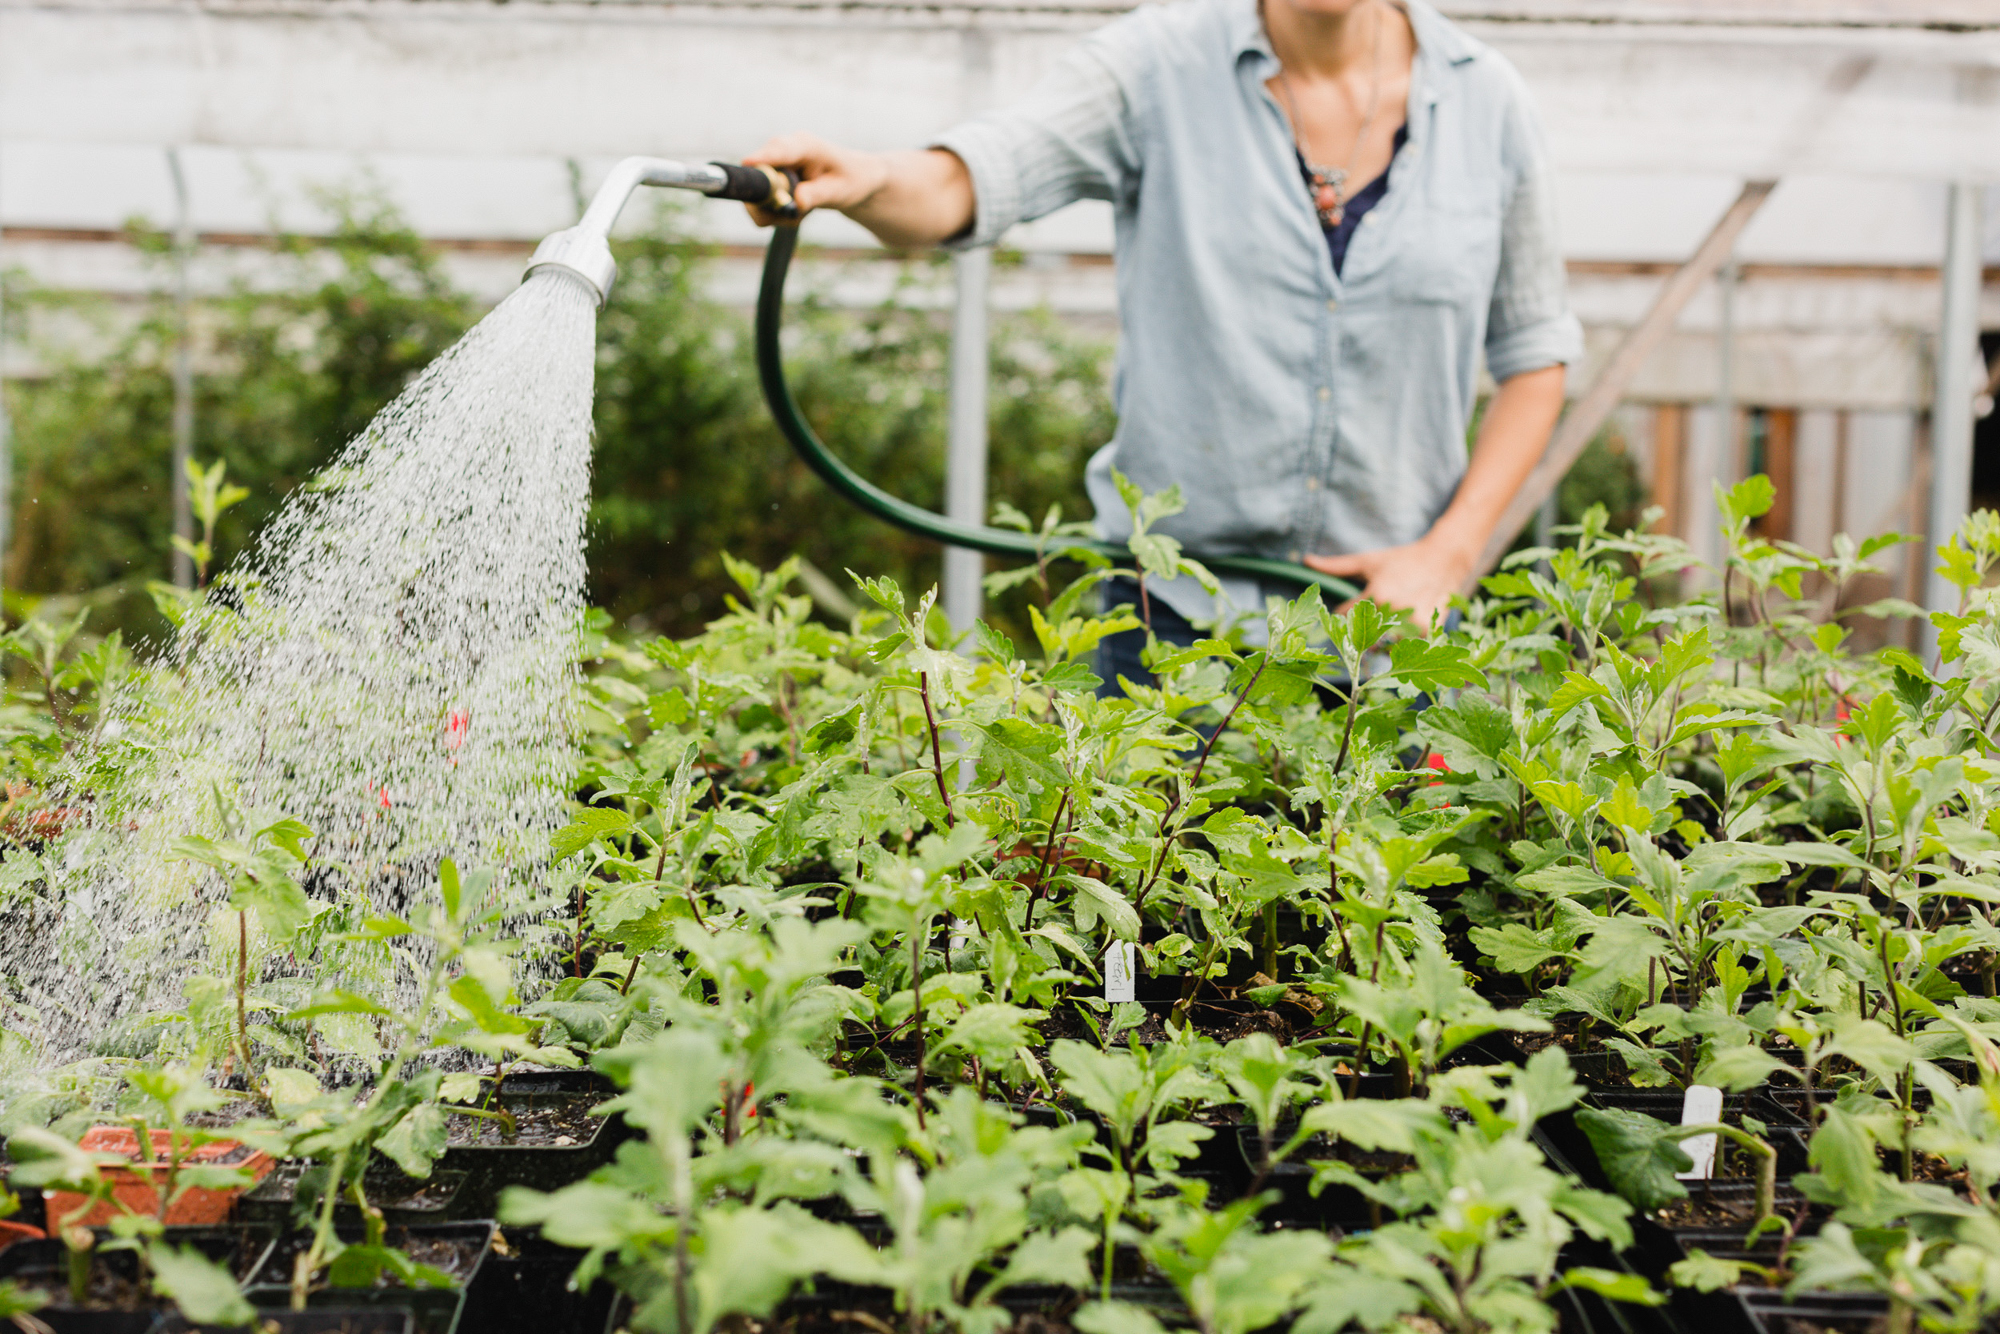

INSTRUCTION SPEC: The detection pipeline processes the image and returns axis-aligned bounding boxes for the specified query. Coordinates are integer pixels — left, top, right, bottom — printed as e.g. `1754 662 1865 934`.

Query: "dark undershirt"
1300 122 1408 276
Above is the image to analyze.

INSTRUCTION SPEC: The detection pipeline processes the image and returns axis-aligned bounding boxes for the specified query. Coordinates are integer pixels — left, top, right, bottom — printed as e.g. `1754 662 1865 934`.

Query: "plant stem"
1675 1124 1776 1230
1136 657 1267 912
911 916 928 1129
1331 692 1360 778
1023 791 1071 931
236 908 252 1076
294 1146 349 1310
918 672 955 830
671 1136 695 1334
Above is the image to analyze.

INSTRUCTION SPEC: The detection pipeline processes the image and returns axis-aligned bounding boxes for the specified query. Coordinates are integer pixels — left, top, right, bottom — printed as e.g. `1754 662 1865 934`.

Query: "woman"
744 0 1577 673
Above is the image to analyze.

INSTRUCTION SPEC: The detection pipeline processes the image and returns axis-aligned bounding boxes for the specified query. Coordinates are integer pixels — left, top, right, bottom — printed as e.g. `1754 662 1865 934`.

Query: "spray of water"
9 269 599 1063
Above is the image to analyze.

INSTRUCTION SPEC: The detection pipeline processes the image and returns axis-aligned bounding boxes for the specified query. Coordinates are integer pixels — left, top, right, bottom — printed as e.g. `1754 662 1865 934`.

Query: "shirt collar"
1233 0 1479 81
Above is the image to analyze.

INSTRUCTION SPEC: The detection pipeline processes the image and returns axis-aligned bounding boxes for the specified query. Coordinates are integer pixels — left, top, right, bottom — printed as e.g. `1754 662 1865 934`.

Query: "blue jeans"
1096 591 1200 698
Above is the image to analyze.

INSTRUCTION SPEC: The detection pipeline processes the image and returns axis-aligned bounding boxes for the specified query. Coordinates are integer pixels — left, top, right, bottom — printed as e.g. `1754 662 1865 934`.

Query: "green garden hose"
751 224 1360 604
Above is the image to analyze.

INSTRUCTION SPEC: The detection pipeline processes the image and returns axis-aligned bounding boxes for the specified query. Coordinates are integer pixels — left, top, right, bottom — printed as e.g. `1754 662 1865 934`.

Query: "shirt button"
1325 299 1338 312
1317 387 1331 401
1306 476 1322 491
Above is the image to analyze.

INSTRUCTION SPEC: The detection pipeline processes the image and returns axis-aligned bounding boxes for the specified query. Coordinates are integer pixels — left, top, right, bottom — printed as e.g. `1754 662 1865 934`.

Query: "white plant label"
1676 1083 1724 1180
1105 940 1137 1003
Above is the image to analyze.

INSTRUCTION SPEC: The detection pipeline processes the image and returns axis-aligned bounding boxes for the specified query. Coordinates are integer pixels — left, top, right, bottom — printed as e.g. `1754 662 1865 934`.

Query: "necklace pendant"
1323 202 1344 227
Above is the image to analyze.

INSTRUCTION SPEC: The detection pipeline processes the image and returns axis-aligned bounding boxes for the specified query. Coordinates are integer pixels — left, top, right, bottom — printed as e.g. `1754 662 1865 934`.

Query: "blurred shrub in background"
2 192 1108 645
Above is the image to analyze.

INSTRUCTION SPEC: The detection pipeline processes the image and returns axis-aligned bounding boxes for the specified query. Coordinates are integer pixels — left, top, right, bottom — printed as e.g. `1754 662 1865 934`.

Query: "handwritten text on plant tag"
1104 940 1137 1003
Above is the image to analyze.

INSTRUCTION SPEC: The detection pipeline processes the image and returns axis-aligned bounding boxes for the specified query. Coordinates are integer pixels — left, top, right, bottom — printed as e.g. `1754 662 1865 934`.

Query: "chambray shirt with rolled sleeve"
932 0 1581 631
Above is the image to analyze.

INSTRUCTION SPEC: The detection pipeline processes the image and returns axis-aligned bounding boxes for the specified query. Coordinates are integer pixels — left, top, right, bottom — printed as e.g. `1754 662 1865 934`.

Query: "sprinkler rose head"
525 226 616 307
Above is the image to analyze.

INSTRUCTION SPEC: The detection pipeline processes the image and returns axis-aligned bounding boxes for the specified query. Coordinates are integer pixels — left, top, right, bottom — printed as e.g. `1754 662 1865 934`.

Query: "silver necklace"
1273 0 1387 228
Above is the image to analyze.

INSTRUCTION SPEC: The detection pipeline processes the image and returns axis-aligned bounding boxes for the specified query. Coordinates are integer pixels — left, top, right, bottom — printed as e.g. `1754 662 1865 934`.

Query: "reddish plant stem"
919 672 955 829
1023 791 1073 930
911 921 928 1129
1135 656 1268 911
237 909 252 1074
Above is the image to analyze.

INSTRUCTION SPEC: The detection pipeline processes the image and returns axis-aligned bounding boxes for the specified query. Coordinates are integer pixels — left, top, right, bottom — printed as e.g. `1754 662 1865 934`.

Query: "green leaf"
4 1126 107 1192
439 1072 485 1104
1516 865 1617 898
976 717 1070 791
1696 1044 1787 1092
1548 672 1611 718
1719 474 1776 526
1823 1017 1914 1084
262 1068 321 1114
286 990 395 1022
376 1103 449 1179
1667 1249 1747 1294
236 879 315 950
1041 660 1103 694
1385 638 1488 692
1575 1107 1691 1210
806 703 861 755
148 1242 256 1326
1074 1301 1172 1334
1552 1268 1664 1307
1300 1099 1443 1155
552 807 637 860
1470 923 1567 975
500 1181 671 1250
1065 874 1141 942
995 1227 1095 1290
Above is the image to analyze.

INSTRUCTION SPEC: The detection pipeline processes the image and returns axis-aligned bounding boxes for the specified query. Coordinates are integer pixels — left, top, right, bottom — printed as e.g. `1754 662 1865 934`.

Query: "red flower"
445 708 470 752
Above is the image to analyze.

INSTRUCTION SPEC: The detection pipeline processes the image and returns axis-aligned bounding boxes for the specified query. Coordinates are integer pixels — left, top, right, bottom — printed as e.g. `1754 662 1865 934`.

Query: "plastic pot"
1648 1179 1816 1262
161 1311 415 1334
0 1224 274 1334
1735 1285 1892 1334
42 1128 274 1228
237 1163 469 1231
244 1221 493 1334
436 1076 632 1219
454 1228 617 1334
1228 1123 1404 1230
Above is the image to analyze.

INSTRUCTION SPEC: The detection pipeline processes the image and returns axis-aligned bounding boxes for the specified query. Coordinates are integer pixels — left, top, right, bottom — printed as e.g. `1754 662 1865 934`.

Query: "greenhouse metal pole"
943 25 994 635
944 246 991 634
1922 182 1985 664
168 147 196 590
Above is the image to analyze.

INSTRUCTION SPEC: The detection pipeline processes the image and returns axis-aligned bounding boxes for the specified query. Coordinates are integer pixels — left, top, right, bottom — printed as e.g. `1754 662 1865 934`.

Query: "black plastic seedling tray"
243 1221 493 1334
0 1225 275 1334
454 1228 619 1334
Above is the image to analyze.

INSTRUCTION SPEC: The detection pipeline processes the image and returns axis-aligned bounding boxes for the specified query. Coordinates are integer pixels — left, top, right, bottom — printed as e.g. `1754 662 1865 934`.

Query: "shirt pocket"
1385 199 1502 308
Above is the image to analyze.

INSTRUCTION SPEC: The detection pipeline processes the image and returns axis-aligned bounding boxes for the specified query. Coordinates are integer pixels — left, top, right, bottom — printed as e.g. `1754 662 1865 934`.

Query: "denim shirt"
933 0 1582 633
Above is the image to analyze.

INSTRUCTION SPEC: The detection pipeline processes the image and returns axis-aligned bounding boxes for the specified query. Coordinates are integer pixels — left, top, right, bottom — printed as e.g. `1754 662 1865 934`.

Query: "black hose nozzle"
710 163 801 220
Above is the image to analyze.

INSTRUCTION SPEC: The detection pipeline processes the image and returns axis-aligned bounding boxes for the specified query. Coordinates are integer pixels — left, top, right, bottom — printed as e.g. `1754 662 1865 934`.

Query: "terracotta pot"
42 1126 274 1227
0 1219 44 1254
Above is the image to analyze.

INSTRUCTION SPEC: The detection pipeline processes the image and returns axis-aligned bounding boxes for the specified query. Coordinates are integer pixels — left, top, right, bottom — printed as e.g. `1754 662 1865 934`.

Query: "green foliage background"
2 196 1111 643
